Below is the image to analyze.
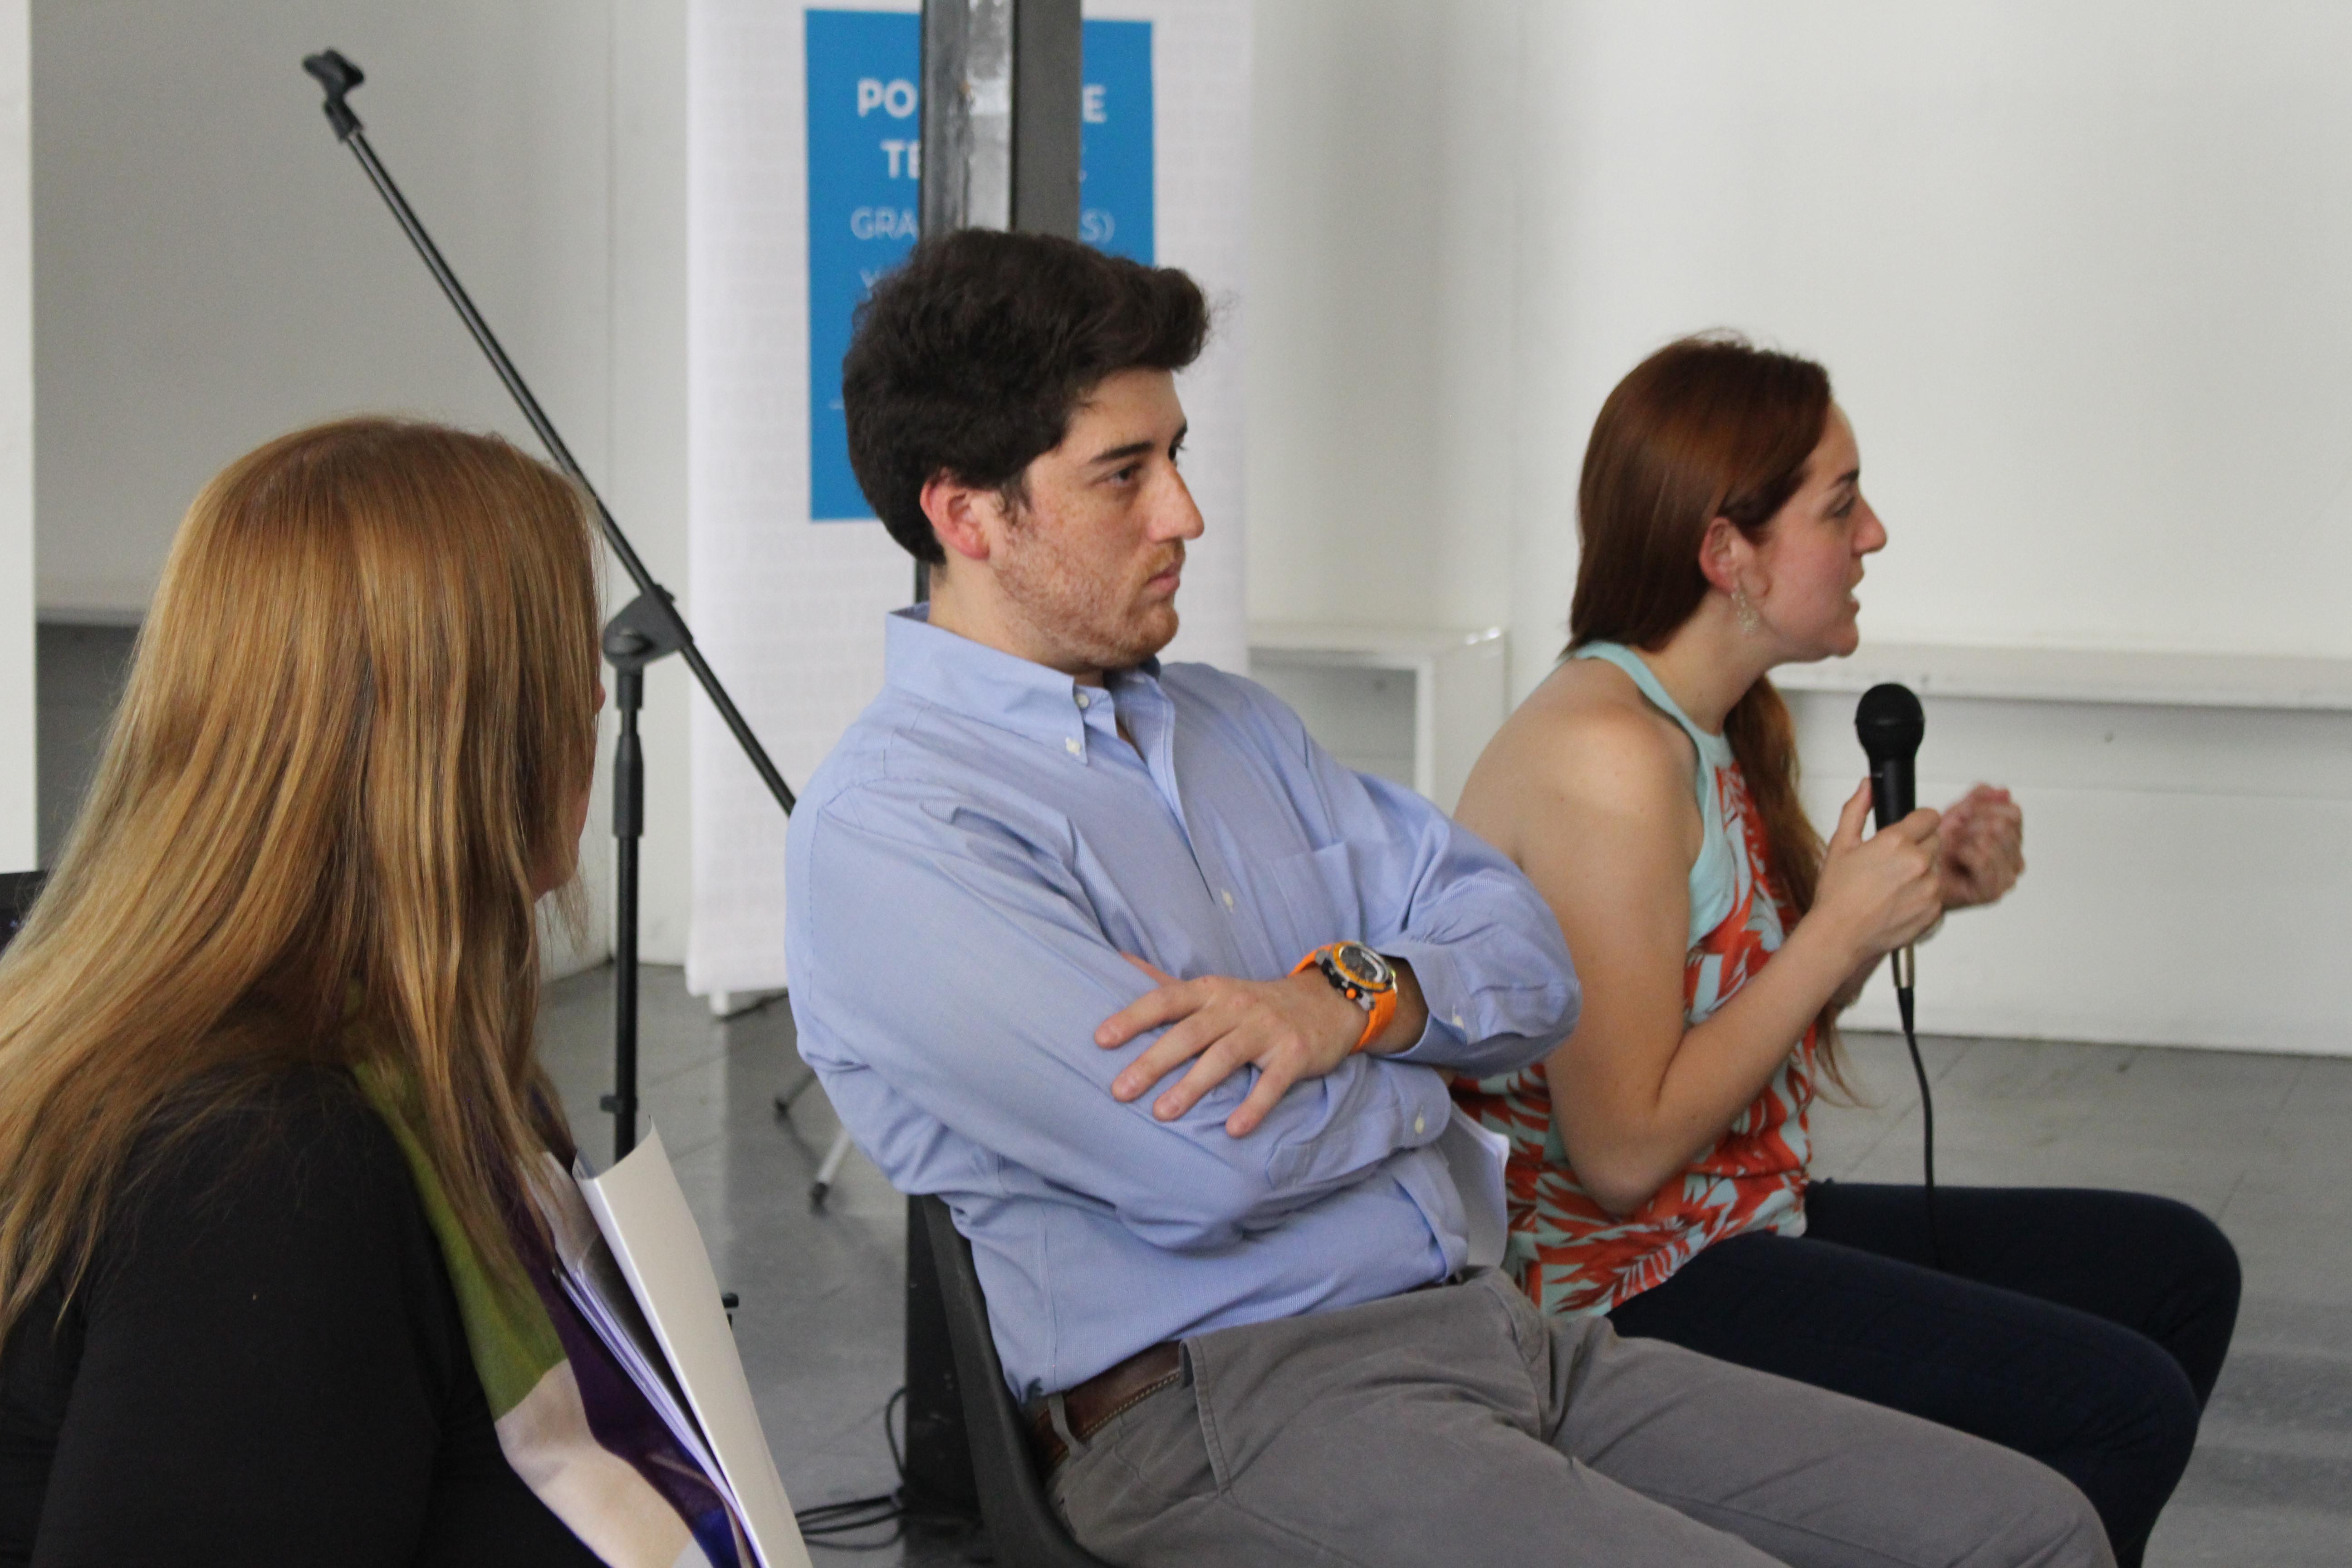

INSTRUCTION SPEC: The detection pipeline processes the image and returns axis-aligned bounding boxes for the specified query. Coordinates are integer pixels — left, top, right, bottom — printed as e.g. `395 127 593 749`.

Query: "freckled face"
992 368 1205 675
1750 405 1887 661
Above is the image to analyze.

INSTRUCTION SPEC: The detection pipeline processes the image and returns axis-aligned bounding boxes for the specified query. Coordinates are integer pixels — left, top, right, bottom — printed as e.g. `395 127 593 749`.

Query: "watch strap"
1350 978 1398 1053
1292 945 1398 1053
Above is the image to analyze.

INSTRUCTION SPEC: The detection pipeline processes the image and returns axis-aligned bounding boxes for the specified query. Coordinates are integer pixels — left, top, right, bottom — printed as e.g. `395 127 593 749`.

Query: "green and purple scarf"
358 1065 752 1568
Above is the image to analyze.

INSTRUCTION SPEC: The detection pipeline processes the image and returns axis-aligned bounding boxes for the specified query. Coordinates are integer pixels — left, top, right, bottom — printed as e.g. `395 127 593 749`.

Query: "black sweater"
0 1067 601 1566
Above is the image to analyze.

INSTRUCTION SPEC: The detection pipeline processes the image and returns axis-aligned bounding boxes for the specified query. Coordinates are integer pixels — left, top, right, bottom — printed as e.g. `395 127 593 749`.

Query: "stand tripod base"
711 987 786 1019
774 1069 861 1204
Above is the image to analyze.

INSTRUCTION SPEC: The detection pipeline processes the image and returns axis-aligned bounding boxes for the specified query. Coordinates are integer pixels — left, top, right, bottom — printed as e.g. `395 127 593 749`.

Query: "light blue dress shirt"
786 609 1580 1399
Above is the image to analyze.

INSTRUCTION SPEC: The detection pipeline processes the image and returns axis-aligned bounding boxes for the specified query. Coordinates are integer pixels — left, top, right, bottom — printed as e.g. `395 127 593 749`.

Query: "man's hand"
1097 956 1371 1137
1937 784 2025 910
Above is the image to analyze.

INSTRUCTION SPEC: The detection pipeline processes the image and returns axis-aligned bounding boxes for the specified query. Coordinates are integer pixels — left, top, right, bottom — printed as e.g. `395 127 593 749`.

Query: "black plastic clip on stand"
301 49 798 1164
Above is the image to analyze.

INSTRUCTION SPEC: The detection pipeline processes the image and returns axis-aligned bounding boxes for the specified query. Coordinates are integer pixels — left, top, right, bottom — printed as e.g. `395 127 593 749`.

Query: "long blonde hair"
0 418 601 1335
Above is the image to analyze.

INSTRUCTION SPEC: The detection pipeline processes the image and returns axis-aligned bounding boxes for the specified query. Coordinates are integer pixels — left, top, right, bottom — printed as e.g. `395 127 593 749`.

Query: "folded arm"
792 798 1458 1253
1088 698 1580 1127
1097 953 1430 1135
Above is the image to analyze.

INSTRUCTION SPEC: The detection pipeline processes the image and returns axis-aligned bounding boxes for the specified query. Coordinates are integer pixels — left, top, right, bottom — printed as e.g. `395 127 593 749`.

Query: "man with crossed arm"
785 229 2109 1568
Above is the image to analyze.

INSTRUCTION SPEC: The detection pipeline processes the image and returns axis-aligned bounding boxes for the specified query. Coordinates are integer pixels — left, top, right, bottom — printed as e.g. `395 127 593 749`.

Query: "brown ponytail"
1567 333 1847 1085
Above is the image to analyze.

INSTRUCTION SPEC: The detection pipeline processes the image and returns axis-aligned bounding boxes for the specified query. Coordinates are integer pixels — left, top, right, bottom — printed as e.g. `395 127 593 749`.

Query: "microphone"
1854 682 1925 1003
1855 681 1944 1266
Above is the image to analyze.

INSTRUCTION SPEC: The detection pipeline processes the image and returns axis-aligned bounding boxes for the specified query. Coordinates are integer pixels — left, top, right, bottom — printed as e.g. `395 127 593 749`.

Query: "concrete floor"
536 963 2352 1568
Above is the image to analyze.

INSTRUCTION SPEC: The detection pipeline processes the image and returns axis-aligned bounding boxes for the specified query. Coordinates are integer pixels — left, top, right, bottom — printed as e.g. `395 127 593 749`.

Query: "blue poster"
806 10 1155 522
1079 21 1153 264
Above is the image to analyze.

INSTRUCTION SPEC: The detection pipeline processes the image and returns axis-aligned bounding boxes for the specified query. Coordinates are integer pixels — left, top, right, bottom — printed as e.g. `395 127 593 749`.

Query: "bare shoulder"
1456 659 1698 858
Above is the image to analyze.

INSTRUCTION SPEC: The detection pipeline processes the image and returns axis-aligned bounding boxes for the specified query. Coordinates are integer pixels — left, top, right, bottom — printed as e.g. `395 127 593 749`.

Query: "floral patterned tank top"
1451 642 1818 1317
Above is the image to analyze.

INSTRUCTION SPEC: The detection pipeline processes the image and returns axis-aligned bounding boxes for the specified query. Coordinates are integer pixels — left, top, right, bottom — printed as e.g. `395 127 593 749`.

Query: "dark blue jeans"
1605 1184 2240 1568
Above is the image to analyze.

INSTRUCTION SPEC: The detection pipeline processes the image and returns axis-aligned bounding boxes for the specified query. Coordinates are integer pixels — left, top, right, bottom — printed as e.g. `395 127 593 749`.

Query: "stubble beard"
996 529 1183 672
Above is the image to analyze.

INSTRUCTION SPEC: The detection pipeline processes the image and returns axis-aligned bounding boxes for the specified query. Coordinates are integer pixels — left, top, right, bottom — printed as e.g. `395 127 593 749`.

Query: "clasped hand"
1815 776 2028 963
1936 783 2024 909
1096 955 1367 1138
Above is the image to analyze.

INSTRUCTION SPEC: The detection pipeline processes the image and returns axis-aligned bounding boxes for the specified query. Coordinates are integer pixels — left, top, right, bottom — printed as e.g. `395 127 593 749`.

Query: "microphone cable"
791 1385 992 1550
791 1387 906 1546
1891 980 1945 1271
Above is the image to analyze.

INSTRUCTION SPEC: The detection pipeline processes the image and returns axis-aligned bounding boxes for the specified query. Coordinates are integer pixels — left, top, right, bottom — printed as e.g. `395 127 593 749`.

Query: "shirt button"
1413 1114 1426 1136
1220 889 1235 910
1076 691 1091 708
1065 736 1082 755
1451 1013 1465 1030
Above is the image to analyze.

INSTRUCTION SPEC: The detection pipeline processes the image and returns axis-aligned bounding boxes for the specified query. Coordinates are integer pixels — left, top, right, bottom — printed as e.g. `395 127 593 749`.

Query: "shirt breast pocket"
1247 840 1361 965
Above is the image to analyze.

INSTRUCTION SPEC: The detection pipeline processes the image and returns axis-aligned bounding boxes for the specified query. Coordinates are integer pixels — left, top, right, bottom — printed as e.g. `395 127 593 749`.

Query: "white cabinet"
1246 623 1509 812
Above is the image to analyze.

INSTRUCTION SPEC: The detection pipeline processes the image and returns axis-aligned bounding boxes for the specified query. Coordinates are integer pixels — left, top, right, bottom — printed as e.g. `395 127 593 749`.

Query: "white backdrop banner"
686 0 1253 995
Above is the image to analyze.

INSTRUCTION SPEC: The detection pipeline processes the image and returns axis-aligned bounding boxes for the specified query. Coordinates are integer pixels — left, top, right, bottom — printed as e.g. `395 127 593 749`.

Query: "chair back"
912 1195 1118 1568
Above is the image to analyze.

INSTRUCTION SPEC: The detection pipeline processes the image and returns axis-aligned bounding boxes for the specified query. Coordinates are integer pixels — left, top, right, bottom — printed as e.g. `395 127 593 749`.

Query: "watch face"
1329 942 1393 991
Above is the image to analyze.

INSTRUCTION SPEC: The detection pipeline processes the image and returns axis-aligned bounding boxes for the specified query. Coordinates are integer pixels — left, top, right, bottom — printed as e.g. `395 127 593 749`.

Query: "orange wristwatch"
1293 941 1399 1053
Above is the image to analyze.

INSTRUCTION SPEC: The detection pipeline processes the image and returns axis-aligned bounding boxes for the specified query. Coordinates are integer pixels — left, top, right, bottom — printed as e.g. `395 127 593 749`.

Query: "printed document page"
580 1130 813 1568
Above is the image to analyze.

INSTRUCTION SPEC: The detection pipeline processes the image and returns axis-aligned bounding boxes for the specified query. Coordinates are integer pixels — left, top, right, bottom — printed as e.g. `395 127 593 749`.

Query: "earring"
1731 582 1764 637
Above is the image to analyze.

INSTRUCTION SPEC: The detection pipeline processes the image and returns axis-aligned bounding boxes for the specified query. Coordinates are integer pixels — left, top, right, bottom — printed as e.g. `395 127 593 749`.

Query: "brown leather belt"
1027 1340 1184 1474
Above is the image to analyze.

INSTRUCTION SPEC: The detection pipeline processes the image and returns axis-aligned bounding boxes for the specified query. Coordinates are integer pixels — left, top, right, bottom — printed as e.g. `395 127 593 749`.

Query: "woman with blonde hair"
0 421 738 1565
1452 336 2239 1568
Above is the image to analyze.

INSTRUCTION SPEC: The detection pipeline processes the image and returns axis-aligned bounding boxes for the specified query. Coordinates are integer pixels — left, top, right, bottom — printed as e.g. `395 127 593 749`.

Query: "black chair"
913 1195 1119 1568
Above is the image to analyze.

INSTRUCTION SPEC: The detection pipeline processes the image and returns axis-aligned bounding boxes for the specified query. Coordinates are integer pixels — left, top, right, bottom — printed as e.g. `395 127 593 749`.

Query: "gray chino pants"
1048 1271 2113 1568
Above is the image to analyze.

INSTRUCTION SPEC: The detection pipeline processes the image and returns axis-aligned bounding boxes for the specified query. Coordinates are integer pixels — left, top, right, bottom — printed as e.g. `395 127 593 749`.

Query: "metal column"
921 0 1081 240
900 0 1083 1525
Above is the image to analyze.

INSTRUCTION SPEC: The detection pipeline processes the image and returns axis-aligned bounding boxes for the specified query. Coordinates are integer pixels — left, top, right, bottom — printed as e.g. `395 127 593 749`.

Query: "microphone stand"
302 51 798 1165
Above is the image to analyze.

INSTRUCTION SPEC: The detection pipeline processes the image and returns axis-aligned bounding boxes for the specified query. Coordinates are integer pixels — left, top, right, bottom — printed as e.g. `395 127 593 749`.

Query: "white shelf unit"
1247 623 1508 811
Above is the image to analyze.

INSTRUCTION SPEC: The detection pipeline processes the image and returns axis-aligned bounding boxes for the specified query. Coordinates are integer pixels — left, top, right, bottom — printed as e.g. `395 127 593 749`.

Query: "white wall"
1791 686 2352 1054
36 1 612 613
1251 0 2352 683
609 0 695 971
0 0 26 874
1245 0 1520 642
1510 1 2352 671
1246 2 2352 1053
31 0 696 965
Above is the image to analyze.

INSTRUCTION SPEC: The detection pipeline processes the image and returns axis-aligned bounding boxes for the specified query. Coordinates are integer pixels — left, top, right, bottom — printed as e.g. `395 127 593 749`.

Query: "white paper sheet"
539 1155 733 1508
1436 1107 1511 1273
578 1130 813 1568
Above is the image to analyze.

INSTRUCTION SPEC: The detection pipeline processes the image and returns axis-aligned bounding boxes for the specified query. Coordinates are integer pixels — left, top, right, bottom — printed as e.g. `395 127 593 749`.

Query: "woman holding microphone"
1452 335 2238 1568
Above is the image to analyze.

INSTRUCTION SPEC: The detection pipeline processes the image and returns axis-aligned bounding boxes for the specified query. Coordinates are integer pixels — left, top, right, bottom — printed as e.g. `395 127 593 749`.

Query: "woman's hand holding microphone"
1810 779 1945 968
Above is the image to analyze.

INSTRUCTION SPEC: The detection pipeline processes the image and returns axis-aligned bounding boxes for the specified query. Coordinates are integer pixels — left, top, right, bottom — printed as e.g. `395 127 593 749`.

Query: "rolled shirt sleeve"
1235 679 1579 1075
1333 771 1578 1076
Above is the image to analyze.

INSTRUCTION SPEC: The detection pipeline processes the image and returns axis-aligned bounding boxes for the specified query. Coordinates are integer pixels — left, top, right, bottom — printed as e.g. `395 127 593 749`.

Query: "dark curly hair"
841 229 1210 564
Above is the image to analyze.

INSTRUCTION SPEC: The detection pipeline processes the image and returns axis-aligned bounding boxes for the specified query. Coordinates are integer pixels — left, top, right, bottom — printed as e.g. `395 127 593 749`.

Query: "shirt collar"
884 605 1162 755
